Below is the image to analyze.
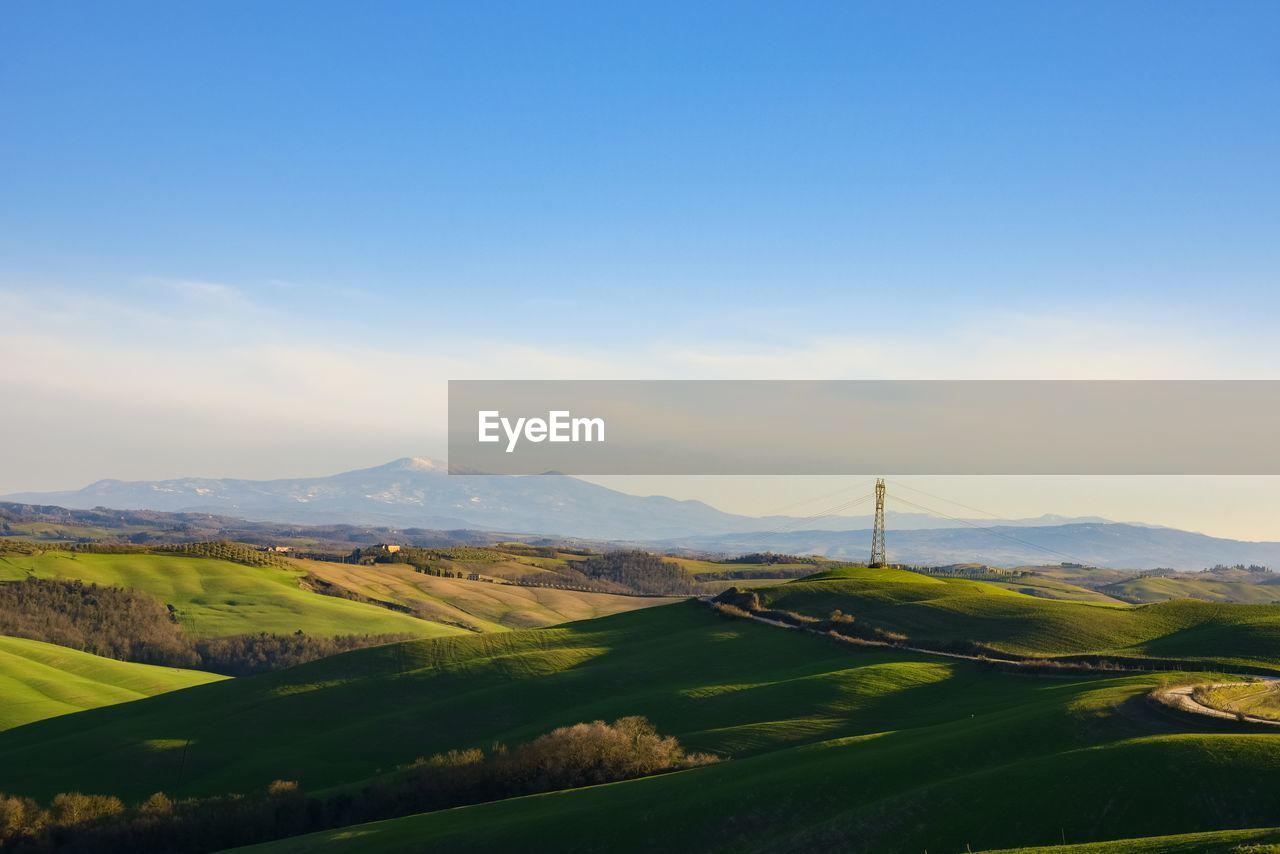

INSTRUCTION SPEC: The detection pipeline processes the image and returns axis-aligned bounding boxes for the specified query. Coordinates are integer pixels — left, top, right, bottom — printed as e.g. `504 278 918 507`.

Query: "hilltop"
749 566 1280 670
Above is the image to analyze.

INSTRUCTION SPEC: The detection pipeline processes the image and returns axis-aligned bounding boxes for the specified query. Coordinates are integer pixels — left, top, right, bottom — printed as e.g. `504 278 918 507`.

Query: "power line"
758 482 870 519
746 485 876 534
729 491 876 543
773 493 875 533
885 479 1020 524
887 493 1088 566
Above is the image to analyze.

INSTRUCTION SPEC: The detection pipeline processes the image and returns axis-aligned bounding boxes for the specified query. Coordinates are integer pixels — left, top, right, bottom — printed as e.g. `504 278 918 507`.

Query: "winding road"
1153 680 1280 727
717 602 1280 729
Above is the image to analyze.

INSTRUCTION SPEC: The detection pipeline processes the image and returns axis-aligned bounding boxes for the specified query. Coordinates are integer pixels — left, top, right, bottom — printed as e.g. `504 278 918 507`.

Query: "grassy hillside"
300 559 678 631
0 551 455 639
884 565 1126 604
1025 565 1145 588
3 601 1280 853
0 635 225 730
344 545 827 591
368 545 588 584
238 724 1280 854
978 574 1127 604
754 566 1280 669
1100 574 1280 605
0 602 943 801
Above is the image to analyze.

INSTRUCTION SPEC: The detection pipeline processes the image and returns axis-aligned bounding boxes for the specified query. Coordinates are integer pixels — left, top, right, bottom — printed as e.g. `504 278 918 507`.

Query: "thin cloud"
2 282 1277 498
141 277 260 313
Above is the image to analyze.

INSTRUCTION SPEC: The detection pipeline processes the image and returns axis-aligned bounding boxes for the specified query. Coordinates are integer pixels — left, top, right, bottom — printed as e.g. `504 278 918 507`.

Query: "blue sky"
2 2 1279 536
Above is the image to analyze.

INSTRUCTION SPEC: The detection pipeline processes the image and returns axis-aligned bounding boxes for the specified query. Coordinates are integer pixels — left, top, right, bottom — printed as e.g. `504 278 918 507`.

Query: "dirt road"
1154 681 1280 727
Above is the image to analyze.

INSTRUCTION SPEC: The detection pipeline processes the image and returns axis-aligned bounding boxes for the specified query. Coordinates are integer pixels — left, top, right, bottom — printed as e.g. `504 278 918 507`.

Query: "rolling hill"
1099 573 1280 605
974 574 1127 604
0 635 225 730
2 598 1280 852
0 544 717 641
238 727 1280 854
751 567 1280 669
0 550 454 639
297 559 677 632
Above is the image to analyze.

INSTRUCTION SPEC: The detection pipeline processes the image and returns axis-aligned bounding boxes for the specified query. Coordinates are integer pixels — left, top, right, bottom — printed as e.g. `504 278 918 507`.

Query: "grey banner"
448 380 1280 475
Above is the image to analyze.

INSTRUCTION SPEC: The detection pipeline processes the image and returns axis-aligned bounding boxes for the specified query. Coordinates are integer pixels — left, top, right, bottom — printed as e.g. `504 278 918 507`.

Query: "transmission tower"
869 478 886 567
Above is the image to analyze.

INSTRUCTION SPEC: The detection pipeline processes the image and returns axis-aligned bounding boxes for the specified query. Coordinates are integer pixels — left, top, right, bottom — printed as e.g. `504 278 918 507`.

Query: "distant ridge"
6 458 1279 568
4 457 1084 540
656 523 1280 571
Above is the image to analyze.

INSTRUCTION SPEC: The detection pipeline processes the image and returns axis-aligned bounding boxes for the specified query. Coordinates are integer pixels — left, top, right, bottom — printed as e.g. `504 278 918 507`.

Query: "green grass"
0 551 459 639
979 574 1127 604
237 727 1280 853
754 566 1280 669
4 601 1280 853
0 602 955 800
0 635 225 731
224 620 1280 853
7 563 1280 853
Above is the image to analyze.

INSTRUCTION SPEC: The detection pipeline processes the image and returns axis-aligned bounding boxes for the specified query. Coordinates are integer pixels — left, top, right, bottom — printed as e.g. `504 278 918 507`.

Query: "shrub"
0 718 713 853
713 587 761 612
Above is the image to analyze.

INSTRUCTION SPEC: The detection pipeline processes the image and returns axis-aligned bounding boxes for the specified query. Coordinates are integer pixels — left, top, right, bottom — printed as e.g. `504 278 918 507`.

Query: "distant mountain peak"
386 457 445 473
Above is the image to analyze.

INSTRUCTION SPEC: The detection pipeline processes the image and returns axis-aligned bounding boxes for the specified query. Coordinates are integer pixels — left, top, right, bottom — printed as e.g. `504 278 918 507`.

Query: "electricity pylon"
869 478 886 567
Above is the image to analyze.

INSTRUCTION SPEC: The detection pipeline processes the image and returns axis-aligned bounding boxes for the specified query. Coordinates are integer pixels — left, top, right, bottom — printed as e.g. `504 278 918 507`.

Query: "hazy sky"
2 2 1278 538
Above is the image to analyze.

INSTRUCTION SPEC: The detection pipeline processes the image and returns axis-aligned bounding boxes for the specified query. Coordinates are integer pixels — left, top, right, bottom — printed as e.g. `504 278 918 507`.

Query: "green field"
754 566 1280 669
5 563 1280 851
3 601 1280 852
978 574 1127 604
300 559 678 631
0 551 460 638
0 635 225 730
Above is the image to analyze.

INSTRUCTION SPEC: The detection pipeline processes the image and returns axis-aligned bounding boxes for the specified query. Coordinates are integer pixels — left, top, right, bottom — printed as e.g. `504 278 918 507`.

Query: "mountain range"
6 457 1279 569
4 457 1088 539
